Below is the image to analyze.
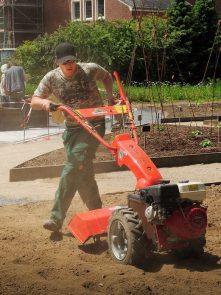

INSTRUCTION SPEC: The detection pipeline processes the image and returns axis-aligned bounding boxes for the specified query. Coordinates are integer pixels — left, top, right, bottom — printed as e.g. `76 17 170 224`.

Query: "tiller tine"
68 208 112 243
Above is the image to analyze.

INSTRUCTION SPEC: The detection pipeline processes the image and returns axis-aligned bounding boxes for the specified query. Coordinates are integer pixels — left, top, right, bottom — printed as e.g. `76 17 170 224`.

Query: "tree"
190 0 218 82
167 0 194 82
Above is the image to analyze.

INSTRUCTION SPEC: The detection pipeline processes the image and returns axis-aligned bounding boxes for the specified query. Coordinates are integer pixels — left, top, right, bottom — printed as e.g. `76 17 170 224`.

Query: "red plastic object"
68 208 112 243
111 133 162 189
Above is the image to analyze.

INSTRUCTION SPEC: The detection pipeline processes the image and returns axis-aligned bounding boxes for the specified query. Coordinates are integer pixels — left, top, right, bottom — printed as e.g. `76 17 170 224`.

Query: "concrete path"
0 133 221 205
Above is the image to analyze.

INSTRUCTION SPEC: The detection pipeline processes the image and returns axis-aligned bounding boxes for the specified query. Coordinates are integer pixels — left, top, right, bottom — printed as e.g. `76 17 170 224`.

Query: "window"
72 0 81 21
84 0 92 20
96 0 104 19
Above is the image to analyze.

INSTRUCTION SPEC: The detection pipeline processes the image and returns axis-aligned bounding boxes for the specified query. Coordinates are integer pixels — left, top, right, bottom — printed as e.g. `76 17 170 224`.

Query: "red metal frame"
56 105 117 151
54 73 162 190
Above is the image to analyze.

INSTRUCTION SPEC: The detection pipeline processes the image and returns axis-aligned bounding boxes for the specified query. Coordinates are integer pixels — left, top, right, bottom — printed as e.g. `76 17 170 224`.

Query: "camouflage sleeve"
33 72 53 99
87 63 111 81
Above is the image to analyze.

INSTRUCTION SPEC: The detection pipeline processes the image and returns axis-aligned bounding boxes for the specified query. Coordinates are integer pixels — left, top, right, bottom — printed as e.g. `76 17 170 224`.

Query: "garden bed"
10 102 221 181
10 124 221 182
17 123 221 168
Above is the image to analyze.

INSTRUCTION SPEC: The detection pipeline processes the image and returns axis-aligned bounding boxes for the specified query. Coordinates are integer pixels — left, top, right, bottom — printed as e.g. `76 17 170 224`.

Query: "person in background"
4 63 26 104
0 63 10 106
31 42 115 232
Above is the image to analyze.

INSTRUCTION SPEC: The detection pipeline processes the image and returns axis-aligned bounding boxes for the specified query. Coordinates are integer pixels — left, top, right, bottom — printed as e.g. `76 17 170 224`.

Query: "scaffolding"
0 0 43 49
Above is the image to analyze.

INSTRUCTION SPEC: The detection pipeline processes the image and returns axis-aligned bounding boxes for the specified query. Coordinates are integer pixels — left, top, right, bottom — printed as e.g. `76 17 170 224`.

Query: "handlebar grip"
49 103 61 112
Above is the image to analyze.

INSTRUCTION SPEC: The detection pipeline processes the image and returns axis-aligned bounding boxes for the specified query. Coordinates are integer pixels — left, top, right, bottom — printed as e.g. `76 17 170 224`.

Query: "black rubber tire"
107 207 148 266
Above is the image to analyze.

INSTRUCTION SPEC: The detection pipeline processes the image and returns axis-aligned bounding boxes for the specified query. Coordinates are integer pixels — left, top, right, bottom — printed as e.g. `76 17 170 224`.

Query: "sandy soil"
0 185 220 295
1 101 221 295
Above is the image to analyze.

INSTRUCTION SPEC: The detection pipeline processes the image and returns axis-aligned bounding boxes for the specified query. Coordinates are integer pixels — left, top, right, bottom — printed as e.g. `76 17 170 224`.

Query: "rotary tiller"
50 72 207 266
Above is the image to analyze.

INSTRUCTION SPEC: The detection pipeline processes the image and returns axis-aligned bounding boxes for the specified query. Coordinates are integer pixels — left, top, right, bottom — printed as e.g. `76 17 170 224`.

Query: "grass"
26 79 221 103
122 80 221 103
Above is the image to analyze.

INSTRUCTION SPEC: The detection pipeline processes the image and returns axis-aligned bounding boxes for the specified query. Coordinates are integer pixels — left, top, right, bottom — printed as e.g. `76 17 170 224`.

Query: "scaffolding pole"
0 0 43 48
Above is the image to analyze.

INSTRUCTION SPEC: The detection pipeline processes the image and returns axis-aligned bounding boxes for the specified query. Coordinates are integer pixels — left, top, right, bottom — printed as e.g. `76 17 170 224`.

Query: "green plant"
199 139 212 148
108 133 116 143
136 128 141 137
25 83 38 95
191 0 218 82
156 124 165 132
167 0 193 82
191 129 203 136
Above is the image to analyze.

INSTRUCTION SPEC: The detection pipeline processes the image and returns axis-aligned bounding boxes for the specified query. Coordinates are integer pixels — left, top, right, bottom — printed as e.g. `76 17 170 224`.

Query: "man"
4 64 26 103
0 63 10 106
31 42 115 232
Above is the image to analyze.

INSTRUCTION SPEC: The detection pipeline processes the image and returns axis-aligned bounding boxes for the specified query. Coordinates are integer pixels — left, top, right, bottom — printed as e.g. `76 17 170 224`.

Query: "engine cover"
164 205 207 240
178 182 206 202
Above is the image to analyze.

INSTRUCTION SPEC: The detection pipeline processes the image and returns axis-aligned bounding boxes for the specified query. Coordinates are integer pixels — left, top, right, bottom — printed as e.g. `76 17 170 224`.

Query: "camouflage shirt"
34 63 110 126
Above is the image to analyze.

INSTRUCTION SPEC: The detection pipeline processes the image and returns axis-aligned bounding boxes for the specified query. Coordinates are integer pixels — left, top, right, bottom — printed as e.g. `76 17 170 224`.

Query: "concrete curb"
161 115 220 123
9 161 125 182
9 152 221 182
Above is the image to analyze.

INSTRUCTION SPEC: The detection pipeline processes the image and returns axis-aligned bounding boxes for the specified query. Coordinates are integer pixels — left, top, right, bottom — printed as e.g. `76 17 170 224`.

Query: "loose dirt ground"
1 101 221 295
0 185 220 295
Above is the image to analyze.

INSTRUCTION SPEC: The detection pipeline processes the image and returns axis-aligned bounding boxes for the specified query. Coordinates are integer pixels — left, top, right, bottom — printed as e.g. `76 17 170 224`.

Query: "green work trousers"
51 122 105 227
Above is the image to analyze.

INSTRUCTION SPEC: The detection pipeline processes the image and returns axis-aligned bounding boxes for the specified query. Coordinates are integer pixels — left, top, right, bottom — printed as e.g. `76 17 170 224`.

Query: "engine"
129 182 207 241
140 183 180 221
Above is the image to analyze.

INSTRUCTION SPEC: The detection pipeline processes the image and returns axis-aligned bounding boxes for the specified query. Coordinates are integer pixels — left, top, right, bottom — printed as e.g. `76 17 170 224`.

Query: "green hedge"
14 18 170 84
12 6 220 85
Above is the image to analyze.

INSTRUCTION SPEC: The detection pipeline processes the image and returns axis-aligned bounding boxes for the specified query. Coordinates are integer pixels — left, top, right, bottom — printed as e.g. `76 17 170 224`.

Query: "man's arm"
1 74 7 95
102 73 115 106
31 95 53 112
91 63 115 105
31 73 53 112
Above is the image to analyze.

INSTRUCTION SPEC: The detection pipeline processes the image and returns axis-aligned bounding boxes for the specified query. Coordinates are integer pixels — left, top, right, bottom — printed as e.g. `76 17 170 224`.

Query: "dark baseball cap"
55 42 77 64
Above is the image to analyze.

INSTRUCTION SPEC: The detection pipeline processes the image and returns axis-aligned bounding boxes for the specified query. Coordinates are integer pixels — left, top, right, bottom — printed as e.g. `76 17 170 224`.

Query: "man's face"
59 60 77 78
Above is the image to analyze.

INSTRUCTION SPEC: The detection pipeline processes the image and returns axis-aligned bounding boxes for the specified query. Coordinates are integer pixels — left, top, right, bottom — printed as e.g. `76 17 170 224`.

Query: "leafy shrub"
191 130 203 136
199 139 212 148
